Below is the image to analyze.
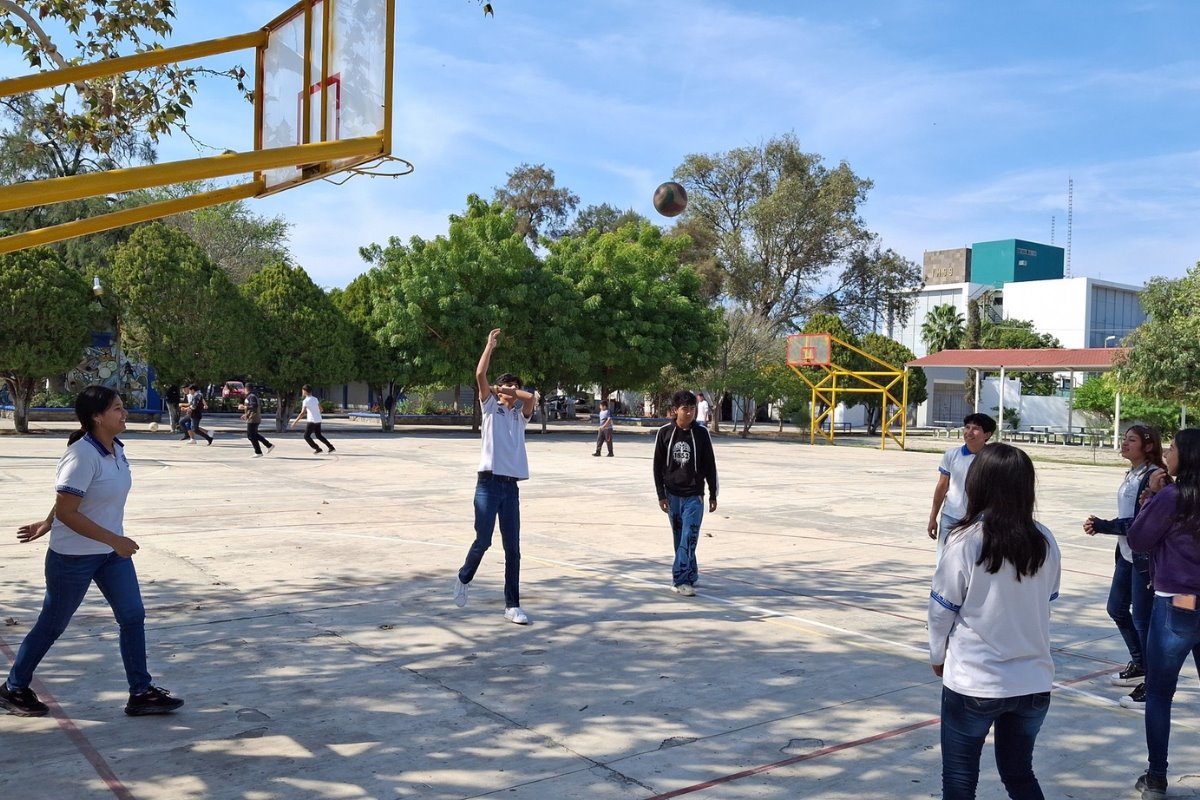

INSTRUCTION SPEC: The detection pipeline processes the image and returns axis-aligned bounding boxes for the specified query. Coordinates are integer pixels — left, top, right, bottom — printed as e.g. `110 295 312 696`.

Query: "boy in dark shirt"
652 389 719 596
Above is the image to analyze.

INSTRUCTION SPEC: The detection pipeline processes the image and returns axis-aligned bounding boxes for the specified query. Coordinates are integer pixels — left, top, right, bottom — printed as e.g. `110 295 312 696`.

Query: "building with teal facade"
969 239 1065 287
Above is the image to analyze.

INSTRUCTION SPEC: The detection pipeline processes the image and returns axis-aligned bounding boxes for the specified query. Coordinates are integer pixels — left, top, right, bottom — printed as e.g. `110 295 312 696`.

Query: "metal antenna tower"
1066 178 1073 277
1051 215 1055 245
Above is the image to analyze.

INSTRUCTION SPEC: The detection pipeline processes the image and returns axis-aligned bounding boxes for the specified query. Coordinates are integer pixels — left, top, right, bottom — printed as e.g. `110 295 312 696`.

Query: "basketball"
653 181 687 217
148 422 159 432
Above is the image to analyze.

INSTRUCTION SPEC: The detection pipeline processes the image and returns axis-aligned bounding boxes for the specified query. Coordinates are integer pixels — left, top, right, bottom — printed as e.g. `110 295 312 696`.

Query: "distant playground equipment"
0 0 402 255
786 333 909 450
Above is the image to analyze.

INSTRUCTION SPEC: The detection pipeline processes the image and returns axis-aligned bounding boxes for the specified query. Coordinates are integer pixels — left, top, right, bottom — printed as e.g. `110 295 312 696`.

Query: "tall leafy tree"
546 221 723 401
675 133 876 330
1116 264 1200 410
1072 375 1183 436
979 317 1061 396
105 223 256 430
0 247 92 432
920 304 964 354
810 242 922 336
240 262 356 430
493 163 580 246
850 333 927 435
566 203 644 238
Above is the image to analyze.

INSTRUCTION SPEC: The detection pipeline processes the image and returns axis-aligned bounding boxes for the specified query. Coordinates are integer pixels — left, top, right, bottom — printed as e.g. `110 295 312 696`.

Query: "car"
221 381 247 399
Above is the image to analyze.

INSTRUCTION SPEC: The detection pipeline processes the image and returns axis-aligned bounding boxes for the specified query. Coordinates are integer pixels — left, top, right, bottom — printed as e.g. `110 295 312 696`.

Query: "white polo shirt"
938 444 976 521
478 395 529 479
50 433 133 555
302 394 323 423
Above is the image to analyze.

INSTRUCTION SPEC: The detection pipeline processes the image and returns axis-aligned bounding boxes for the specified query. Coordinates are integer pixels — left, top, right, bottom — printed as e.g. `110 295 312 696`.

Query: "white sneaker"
453 578 468 607
267 444 275 454
504 607 529 625
186 439 196 445
673 584 696 597
252 453 263 458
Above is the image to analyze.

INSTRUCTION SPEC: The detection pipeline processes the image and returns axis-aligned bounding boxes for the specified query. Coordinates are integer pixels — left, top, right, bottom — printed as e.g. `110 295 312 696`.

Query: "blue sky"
6 1 1200 292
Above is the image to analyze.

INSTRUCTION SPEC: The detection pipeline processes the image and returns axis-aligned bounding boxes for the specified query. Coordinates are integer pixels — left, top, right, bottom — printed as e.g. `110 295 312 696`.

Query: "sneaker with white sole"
267 444 276 454
453 578 469 608
1136 772 1168 800
1112 660 1145 686
504 607 530 624
673 584 696 597
1119 682 1146 710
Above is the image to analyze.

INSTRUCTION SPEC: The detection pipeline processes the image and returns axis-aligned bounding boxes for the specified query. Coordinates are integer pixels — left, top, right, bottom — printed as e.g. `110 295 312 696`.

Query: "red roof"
906 348 1128 371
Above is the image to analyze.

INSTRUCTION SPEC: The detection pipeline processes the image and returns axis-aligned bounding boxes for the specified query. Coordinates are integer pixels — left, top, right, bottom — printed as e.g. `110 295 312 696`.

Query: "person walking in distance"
0 386 185 718
696 392 711 428
185 384 214 445
593 400 614 457
240 383 275 458
652 389 719 597
291 384 334 454
928 413 996 562
929 443 1061 799
453 328 537 625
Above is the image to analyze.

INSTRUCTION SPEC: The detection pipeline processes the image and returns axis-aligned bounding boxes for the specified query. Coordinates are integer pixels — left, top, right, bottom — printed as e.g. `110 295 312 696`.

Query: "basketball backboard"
786 334 833 367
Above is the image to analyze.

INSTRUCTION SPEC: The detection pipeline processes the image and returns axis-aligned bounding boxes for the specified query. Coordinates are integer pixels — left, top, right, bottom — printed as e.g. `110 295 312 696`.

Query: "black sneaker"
1112 660 1145 686
0 683 48 717
1120 682 1147 710
125 686 184 716
1135 772 1167 800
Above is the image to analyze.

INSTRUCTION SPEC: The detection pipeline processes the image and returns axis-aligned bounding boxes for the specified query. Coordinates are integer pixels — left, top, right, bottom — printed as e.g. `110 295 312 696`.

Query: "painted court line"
0 638 134 800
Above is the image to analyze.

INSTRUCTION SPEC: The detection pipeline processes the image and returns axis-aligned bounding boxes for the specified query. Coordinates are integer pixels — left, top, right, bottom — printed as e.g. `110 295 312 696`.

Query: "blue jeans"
1108 548 1153 667
941 686 1050 799
1144 595 1200 780
6 550 151 694
458 475 521 608
667 494 704 587
937 513 959 564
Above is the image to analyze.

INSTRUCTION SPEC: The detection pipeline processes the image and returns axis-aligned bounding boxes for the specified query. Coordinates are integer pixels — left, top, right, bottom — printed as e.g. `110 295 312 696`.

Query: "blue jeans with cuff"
1143 594 1200 781
6 549 151 694
940 685 1050 799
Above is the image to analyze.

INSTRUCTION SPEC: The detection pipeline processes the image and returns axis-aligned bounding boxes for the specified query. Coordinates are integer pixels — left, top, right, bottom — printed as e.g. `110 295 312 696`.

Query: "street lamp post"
1105 335 1118 348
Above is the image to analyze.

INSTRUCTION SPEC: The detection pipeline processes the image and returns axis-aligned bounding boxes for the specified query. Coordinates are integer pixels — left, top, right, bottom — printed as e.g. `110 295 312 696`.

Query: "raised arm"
476 328 501 402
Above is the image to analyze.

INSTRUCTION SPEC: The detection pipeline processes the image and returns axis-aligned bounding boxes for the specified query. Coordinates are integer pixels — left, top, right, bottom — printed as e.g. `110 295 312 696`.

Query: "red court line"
0 637 135 800
645 664 1122 799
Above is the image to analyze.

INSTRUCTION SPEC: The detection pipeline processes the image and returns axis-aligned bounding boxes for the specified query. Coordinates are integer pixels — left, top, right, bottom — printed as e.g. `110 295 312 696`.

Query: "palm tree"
921 303 965 353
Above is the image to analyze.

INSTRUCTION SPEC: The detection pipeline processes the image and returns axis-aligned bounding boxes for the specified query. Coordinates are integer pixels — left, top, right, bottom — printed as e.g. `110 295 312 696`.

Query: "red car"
221 381 247 399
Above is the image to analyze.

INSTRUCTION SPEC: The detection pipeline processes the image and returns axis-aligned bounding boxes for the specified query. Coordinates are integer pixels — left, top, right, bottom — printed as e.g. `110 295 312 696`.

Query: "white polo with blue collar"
49 433 133 555
938 443 976 522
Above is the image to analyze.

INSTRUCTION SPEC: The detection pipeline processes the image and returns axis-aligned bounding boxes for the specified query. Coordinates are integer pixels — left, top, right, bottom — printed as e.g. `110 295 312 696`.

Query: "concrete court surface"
1 421 1199 800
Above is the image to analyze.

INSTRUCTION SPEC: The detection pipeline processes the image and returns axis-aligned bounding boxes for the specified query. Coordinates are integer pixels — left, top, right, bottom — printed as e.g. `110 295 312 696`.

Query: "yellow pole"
0 136 384 213
0 182 263 255
0 31 267 97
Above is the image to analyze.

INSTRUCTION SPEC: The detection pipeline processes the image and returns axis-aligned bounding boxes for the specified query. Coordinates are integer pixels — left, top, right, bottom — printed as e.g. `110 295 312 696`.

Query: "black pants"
246 422 273 455
189 414 212 443
304 422 334 453
594 428 613 455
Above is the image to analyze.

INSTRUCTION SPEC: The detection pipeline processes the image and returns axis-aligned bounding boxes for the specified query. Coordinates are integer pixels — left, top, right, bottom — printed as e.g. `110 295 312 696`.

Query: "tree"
240 262 356 431
1072 374 1183 436
0 247 92 432
810 242 922 336
566 203 644 238
493 163 579 246
0 1 247 161
851 333 927 435
105 223 257 430
691 307 769 435
1116 264 1200 410
546 221 723 402
979 318 1062 396
675 133 874 330
331 268 413 432
921 304 964 354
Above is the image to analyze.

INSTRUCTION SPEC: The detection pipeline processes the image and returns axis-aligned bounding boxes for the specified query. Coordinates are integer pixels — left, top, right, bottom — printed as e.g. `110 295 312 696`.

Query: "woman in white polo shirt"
929 442 1061 799
0 386 184 718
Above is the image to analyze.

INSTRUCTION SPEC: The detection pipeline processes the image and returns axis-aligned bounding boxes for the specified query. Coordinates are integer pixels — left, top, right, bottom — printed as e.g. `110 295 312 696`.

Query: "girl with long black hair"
1127 428 1200 800
0 386 184 718
929 443 1062 799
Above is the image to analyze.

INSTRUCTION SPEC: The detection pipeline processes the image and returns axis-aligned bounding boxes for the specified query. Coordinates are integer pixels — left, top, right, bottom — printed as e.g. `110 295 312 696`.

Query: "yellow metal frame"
0 0 396 255
787 334 909 450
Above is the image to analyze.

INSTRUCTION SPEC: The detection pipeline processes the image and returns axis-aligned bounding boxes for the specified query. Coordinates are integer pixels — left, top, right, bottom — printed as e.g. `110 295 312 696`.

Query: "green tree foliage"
493 163 580 246
810 242 922 336
690 307 769 435
105 223 256 429
0 246 92 432
566 203 644 238
241 262 355 430
1072 375 1184 436
331 268 413 432
675 133 883 330
920 304 964 354
1116 264 1200 409
546 221 723 401
851 333 927 435
979 318 1062 396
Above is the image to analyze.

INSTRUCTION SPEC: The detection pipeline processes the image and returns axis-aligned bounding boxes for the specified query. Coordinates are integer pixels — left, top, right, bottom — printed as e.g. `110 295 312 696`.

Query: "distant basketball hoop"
786 334 832 367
